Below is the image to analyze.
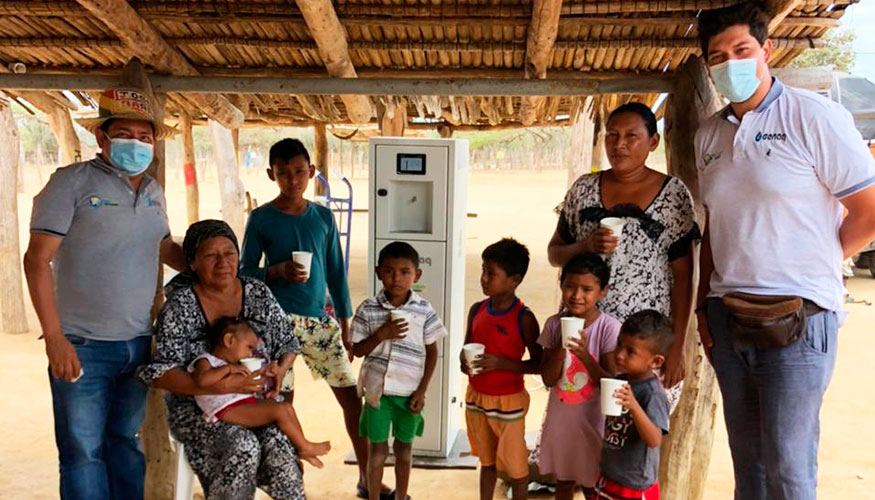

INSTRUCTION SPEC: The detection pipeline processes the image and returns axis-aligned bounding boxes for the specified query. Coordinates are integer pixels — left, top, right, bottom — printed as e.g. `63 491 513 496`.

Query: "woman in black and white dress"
548 102 700 407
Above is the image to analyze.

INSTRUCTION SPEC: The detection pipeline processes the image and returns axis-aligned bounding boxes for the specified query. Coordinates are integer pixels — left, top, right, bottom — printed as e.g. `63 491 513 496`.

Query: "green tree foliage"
789 29 856 73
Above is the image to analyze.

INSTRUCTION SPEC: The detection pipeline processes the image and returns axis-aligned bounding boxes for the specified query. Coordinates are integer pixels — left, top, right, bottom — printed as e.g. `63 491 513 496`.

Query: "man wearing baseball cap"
23 87 185 500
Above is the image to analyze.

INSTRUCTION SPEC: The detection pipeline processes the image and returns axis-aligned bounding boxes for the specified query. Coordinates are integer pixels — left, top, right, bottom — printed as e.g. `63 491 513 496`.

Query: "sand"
1 165 873 499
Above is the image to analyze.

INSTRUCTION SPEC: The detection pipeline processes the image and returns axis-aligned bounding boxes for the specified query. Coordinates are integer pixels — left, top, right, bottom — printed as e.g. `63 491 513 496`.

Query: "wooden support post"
141 92 176 500
567 96 595 187
45 107 81 165
658 56 723 500
209 120 246 239
378 99 406 137
180 111 199 224
591 106 607 172
0 99 28 333
313 123 328 197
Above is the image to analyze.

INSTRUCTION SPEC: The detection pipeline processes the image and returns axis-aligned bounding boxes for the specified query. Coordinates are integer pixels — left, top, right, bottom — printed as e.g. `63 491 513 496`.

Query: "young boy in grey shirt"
590 310 671 500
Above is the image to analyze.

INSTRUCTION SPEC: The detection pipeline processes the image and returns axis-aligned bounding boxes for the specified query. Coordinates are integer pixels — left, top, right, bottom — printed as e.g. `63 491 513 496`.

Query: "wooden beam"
294 0 373 124
0 2 839 29
73 0 243 129
2 35 820 53
768 0 806 34
0 74 676 96
209 120 246 239
179 110 198 225
521 0 563 126
771 66 835 91
0 98 27 334
658 55 722 500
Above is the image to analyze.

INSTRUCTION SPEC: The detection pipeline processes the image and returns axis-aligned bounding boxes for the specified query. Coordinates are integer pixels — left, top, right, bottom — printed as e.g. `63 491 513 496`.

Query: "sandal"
356 486 411 500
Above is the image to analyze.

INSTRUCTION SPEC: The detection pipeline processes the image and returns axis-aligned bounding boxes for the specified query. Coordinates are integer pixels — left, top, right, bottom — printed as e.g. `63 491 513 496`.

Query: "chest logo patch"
88 196 118 208
755 131 787 142
702 152 722 167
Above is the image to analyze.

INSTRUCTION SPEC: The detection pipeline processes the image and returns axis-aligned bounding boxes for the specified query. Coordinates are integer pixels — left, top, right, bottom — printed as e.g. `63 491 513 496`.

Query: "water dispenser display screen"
397 153 427 175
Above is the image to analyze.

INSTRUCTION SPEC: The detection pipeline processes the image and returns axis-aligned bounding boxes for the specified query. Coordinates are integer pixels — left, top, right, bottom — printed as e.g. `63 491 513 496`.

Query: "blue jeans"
49 335 151 500
707 300 837 500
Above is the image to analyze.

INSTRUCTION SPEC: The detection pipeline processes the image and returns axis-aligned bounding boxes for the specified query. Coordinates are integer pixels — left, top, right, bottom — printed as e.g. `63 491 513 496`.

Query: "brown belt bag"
721 292 821 348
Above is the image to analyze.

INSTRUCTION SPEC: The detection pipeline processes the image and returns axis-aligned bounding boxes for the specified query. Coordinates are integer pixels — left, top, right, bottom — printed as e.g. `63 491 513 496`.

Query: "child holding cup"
461 238 542 500
587 310 672 500
537 253 621 499
188 316 331 468
351 242 447 500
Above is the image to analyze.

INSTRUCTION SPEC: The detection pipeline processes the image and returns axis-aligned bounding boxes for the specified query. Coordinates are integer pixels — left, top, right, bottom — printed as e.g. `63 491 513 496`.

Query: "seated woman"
138 220 308 499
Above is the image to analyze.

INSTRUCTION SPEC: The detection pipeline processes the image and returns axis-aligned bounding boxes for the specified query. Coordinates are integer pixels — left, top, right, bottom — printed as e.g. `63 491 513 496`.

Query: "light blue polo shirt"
30 157 170 341
695 78 875 312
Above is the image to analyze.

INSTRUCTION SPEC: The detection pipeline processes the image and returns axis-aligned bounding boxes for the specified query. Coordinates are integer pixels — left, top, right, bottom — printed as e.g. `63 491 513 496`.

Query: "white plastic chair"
170 434 195 500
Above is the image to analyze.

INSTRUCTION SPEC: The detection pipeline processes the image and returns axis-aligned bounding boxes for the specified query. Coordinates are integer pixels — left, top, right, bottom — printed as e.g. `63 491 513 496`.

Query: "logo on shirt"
702 152 722 167
88 196 118 208
496 325 509 336
755 131 787 142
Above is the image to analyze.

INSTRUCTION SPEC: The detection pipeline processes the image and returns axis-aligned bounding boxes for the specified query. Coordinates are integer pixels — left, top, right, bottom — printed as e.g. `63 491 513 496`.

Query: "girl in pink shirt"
538 253 621 499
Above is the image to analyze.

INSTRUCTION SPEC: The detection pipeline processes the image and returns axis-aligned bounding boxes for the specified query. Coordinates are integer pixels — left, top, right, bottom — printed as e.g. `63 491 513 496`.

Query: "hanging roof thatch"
0 0 856 129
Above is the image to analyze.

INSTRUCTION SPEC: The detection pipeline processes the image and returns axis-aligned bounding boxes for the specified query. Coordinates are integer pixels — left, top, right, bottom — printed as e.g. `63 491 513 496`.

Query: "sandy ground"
1 165 874 499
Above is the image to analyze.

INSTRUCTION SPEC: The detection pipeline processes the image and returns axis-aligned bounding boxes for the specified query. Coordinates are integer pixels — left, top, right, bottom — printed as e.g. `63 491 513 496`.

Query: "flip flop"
356 486 411 500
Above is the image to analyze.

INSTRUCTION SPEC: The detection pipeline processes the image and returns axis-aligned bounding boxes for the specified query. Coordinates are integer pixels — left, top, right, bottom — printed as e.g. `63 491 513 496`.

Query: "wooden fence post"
0 98 28 333
568 96 595 187
658 56 723 500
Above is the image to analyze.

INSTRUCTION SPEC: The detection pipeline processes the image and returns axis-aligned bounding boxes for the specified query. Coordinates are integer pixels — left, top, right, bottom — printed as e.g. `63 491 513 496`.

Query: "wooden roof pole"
767 0 806 34
520 0 563 126
73 0 244 129
294 0 373 124
658 56 723 500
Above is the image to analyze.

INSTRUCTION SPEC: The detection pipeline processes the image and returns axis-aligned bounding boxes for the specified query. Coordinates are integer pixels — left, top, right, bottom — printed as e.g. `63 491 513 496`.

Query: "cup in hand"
389 310 411 339
240 357 264 380
600 378 630 417
291 251 313 280
462 343 486 375
560 317 585 349
600 217 626 240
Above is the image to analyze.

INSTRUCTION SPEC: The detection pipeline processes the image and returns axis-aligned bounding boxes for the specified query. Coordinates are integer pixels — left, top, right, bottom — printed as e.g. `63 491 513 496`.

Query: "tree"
789 29 856 73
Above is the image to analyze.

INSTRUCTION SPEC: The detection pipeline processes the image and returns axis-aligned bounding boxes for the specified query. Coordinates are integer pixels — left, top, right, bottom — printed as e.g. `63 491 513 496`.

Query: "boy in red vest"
461 238 543 500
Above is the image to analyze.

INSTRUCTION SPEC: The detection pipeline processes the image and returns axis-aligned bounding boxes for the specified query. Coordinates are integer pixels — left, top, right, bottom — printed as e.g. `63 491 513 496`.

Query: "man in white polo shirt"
694 4 875 500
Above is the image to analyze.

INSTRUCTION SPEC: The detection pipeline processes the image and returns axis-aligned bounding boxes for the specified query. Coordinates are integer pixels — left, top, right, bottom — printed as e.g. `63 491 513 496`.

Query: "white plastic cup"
462 343 486 375
600 217 626 240
389 310 410 340
601 378 630 417
240 357 264 379
560 317 585 349
292 251 313 280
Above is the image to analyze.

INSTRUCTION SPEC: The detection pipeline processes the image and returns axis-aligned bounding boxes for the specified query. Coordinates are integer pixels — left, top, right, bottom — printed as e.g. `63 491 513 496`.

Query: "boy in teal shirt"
241 138 388 498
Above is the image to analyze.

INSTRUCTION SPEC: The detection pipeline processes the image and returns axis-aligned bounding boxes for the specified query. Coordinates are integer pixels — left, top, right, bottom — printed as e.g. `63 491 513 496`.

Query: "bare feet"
299 440 331 468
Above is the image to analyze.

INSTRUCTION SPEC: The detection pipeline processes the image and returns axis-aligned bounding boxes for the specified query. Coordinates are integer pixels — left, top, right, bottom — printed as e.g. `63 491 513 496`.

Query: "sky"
842 2 875 82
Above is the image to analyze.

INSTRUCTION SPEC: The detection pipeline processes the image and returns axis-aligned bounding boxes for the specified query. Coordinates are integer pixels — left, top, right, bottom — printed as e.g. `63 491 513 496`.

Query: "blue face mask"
108 138 153 176
709 58 761 103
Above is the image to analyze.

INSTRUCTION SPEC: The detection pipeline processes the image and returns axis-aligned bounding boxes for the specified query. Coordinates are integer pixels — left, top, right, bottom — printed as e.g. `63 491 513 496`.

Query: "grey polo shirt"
30 157 170 341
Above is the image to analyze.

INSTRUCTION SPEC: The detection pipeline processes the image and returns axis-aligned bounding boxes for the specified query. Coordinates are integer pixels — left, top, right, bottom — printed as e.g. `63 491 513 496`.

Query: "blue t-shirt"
240 201 352 318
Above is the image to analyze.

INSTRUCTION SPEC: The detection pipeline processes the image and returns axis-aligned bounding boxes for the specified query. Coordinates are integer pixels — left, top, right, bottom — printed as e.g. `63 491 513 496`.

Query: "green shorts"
358 395 425 444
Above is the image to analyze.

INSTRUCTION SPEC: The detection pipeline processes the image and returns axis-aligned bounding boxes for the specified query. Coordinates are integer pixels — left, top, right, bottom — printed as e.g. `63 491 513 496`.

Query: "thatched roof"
0 0 856 129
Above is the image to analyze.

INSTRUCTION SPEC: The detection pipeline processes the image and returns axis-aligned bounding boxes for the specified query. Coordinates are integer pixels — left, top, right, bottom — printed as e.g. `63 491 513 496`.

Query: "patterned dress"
530 172 700 475
559 172 700 407
138 277 304 500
